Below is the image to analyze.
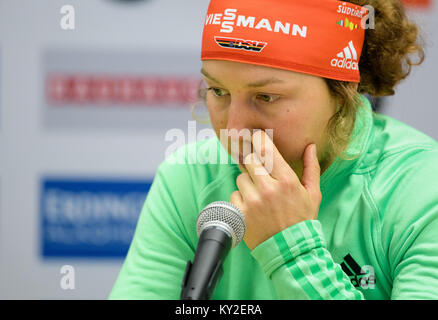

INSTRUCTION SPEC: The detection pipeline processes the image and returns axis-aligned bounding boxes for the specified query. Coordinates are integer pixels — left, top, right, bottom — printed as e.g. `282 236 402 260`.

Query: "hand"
230 130 322 251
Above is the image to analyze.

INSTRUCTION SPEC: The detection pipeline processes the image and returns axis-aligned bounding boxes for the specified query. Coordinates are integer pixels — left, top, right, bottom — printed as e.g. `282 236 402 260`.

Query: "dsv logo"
214 36 267 52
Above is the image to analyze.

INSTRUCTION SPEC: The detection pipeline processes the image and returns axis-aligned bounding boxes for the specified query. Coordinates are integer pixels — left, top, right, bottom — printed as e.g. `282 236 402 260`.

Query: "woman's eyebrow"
200 68 285 88
201 68 224 86
246 77 285 88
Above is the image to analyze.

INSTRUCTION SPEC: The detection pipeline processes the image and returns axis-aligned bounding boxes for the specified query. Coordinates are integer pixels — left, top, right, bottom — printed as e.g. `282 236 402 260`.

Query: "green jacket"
109 96 438 299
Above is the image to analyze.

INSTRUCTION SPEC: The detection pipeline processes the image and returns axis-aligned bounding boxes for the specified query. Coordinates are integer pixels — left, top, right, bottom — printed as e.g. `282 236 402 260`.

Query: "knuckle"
247 194 262 207
260 183 276 197
280 176 297 189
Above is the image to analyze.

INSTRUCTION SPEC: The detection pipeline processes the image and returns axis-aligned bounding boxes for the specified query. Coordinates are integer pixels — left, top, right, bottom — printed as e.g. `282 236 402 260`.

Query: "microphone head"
196 201 246 249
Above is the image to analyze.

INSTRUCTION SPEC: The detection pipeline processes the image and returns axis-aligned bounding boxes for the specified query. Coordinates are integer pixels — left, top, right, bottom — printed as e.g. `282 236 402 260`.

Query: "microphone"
180 201 246 300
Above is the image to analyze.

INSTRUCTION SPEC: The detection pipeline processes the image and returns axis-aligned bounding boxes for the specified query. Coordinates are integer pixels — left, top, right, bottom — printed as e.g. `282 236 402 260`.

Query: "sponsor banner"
402 0 432 9
40 178 152 258
46 74 198 105
41 49 206 132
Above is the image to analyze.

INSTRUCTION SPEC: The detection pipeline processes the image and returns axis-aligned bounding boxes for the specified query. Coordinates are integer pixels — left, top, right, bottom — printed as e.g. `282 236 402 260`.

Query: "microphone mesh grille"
196 201 246 248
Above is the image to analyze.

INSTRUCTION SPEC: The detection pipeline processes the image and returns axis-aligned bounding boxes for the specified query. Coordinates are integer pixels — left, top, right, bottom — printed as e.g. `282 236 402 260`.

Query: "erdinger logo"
214 36 267 52
331 40 359 70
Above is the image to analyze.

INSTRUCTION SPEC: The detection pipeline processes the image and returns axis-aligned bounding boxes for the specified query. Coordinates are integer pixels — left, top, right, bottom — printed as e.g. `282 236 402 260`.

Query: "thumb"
301 144 322 201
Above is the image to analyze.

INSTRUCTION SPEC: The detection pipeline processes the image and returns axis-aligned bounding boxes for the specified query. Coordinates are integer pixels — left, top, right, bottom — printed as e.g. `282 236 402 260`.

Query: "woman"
109 0 437 299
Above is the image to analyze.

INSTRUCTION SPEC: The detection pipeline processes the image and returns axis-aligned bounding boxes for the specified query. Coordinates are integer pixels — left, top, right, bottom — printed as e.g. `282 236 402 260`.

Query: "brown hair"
323 0 425 164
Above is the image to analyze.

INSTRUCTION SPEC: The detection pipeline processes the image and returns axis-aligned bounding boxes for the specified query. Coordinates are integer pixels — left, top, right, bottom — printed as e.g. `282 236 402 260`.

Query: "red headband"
201 0 368 82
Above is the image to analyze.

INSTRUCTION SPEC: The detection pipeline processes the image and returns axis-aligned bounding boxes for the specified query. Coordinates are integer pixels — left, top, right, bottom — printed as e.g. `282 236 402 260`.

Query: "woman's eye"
256 94 279 103
207 87 228 97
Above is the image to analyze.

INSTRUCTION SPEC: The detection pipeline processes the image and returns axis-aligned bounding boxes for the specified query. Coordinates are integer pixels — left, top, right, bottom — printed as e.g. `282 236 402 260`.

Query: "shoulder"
360 111 438 178
363 110 438 201
361 113 438 258
372 112 438 155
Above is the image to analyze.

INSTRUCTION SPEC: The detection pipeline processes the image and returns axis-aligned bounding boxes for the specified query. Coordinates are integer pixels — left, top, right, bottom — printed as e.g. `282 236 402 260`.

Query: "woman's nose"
225 99 258 134
223 100 265 159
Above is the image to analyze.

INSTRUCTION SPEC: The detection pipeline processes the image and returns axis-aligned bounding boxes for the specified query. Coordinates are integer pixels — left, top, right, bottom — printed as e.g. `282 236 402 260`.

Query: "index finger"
252 129 298 181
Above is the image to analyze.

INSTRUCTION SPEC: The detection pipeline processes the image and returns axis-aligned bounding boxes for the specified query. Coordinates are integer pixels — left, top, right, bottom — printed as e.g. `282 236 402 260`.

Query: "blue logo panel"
40 178 152 258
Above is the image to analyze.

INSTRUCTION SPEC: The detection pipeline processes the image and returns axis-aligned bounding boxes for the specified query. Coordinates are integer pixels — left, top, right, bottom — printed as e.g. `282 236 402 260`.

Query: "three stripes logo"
330 40 359 70
214 36 267 53
340 254 376 289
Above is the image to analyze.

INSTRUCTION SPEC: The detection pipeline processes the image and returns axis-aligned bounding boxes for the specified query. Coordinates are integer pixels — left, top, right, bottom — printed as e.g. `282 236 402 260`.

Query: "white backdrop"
0 0 436 299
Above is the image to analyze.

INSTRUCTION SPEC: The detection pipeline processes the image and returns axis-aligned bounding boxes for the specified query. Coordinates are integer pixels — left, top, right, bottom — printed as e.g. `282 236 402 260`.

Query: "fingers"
251 130 298 182
243 152 270 186
237 131 321 208
235 172 257 201
301 144 322 203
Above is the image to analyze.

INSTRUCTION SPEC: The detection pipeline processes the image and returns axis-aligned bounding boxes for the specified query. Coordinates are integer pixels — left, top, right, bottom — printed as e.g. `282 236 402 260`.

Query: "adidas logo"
340 254 376 289
330 41 359 70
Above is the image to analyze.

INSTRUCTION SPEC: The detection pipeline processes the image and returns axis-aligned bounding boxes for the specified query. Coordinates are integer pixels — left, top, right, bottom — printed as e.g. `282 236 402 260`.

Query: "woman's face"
201 60 337 179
